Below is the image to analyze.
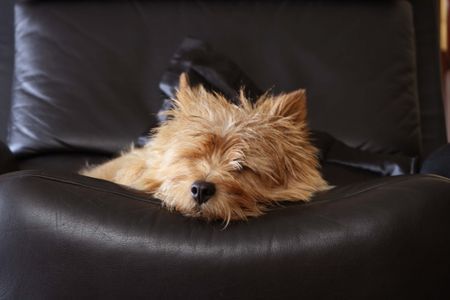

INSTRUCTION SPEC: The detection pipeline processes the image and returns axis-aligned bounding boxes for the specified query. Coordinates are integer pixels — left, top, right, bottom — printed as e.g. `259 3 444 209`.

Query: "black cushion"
9 1 421 158
158 37 262 122
1 170 449 299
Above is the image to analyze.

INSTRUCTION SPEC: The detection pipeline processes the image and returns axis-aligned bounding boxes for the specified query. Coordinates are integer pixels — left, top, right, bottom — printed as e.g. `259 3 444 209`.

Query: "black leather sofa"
1 0 450 299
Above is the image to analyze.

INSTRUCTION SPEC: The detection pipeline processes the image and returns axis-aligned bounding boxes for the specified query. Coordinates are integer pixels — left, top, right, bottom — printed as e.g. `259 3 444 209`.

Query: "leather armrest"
421 143 450 178
1 170 449 299
0 140 17 174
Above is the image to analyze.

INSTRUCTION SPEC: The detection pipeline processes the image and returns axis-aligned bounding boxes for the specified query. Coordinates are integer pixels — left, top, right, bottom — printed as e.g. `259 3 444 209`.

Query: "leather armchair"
1 0 449 299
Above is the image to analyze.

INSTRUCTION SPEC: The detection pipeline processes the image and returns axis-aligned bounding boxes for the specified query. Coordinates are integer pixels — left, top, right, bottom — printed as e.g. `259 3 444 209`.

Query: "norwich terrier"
81 74 327 223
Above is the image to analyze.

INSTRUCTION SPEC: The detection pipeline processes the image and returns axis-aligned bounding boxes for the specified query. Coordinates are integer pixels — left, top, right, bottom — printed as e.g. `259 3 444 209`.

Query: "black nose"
191 181 216 204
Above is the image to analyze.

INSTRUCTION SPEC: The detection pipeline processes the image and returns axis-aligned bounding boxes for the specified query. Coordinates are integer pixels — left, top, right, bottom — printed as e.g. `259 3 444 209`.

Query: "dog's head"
146 74 326 223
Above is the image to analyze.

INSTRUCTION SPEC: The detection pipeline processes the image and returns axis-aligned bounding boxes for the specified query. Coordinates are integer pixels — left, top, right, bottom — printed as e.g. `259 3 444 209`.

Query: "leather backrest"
5 0 434 157
412 0 447 156
0 0 14 142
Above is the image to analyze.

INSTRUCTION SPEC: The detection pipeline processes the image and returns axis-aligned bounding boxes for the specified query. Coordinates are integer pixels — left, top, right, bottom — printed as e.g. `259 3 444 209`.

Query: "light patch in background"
442 0 450 141
441 0 447 51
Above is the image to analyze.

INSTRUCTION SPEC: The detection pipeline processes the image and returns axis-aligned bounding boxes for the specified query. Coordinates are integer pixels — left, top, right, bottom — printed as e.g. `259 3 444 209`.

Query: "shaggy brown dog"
81 74 327 223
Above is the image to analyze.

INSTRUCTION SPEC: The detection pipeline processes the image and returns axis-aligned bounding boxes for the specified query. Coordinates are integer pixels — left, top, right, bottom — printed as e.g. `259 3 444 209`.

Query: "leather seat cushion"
0 170 449 299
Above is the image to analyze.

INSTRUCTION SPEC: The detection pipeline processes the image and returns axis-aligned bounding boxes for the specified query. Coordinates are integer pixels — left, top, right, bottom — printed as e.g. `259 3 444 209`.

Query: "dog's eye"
239 165 255 174
231 161 258 175
230 160 243 171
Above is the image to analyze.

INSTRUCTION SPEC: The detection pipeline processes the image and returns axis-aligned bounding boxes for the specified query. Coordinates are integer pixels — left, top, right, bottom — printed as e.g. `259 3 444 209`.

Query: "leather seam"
1 171 447 209
0 171 161 206
307 174 449 205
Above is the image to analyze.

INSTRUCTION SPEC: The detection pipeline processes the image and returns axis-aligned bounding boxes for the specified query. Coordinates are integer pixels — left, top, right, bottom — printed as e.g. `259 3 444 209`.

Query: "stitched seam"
0 171 161 206
0 171 448 207
271 175 449 211
306 174 449 205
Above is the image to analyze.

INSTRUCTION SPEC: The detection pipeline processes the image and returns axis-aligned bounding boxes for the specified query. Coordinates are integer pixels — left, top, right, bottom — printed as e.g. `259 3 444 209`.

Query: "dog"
81 74 328 223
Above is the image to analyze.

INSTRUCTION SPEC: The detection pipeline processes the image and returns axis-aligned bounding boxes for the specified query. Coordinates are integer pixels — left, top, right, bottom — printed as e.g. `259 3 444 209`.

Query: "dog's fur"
81 74 327 223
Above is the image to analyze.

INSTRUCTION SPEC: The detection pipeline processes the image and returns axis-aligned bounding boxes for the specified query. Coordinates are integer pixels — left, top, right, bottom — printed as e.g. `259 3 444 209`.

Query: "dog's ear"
178 72 190 91
270 89 307 123
176 72 210 102
174 73 196 109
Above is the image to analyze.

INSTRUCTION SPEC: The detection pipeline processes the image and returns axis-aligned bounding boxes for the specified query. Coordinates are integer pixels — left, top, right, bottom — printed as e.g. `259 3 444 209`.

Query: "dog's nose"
191 181 216 204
